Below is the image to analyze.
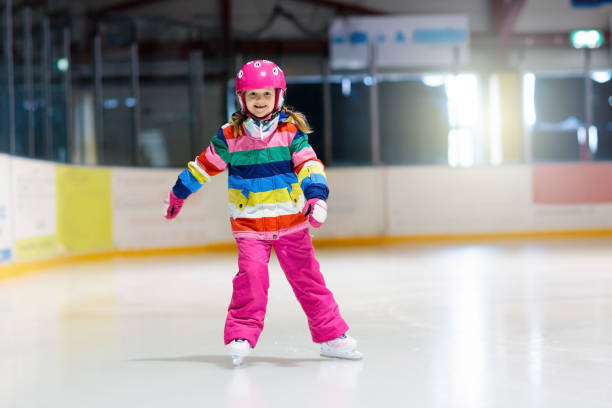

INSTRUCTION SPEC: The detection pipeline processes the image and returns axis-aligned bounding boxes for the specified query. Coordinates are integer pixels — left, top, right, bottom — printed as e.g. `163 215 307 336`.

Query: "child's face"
244 88 275 118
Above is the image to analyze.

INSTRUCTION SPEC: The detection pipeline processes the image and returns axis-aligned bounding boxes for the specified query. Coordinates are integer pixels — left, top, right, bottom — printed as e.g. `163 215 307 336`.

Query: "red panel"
533 163 612 204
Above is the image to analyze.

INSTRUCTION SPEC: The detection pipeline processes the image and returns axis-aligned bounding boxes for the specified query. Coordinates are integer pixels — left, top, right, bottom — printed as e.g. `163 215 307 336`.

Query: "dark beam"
491 0 527 40
13 0 43 12
95 0 170 16
71 38 327 63
221 0 231 56
291 0 387 15
71 29 611 67
234 39 327 55
473 30 612 46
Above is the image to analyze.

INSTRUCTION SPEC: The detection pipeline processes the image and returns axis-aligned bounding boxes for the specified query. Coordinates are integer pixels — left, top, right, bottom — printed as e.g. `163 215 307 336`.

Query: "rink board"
533 163 612 204
0 154 12 263
111 167 230 250
386 165 612 235
11 158 59 262
385 165 533 235
56 165 114 253
2 156 612 267
318 167 385 238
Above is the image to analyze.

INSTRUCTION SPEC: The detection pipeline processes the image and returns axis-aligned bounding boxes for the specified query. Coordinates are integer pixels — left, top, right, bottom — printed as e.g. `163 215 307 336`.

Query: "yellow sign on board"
56 166 114 253
15 235 60 261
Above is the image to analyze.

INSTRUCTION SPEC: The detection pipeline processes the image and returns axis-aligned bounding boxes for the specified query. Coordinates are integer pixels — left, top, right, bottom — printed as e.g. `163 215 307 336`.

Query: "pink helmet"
235 60 286 120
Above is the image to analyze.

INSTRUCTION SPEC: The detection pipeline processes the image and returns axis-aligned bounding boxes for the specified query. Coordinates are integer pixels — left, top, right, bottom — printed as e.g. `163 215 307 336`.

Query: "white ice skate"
227 338 251 366
320 334 363 360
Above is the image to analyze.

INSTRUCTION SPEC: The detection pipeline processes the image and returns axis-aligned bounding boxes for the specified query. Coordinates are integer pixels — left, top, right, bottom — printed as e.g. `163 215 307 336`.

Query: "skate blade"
320 350 363 360
232 356 245 366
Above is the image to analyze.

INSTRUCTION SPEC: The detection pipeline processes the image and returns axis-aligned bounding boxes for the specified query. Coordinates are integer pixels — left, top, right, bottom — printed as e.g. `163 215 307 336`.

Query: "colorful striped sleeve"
171 128 230 199
290 130 329 201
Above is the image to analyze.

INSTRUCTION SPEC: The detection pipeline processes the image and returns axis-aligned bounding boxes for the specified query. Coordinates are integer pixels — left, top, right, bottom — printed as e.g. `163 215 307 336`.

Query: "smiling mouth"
254 105 267 109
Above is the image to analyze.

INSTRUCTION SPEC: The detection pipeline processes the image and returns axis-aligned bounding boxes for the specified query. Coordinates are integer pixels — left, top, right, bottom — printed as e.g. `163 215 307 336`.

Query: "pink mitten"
164 191 184 219
302 198 327 228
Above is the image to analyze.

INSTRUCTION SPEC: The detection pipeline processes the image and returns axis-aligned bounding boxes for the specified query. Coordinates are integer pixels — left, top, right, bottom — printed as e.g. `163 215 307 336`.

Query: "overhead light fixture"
421 75 445 87
570 30 604 49
56 57 69 72
591 70 612 83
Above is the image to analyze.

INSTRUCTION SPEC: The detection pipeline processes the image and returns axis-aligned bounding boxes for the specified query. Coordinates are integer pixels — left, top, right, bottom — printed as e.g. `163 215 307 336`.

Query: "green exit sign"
570 30 604 48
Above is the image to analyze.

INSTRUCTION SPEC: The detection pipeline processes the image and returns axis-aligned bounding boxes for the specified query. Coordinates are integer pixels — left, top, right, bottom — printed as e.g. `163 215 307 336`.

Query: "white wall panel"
386 165 533 235
317 167 385 238
10 158 58 261
11 158 57 240
111 167 232 250
3 159 612 265
0 155 12 263
386 165 612 236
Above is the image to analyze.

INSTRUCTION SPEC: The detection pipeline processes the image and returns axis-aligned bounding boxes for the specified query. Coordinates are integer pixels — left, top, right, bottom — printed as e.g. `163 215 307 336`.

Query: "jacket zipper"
265 127 279 239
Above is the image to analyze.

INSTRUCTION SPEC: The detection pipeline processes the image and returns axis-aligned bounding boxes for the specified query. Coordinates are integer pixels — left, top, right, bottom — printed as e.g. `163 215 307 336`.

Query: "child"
164 59 362 366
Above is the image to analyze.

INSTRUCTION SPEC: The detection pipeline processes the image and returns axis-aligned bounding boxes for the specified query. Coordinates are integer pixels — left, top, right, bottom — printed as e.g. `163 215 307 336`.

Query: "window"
592 71 612 160
531 76 584 162
379 78 449 165
286 82 325 162
140 77 192 167
330 79 371 165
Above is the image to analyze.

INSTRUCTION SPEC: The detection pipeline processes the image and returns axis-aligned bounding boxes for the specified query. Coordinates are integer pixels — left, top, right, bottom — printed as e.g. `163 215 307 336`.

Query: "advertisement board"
330 14 469 69
12 158 59 261
56 165 114 253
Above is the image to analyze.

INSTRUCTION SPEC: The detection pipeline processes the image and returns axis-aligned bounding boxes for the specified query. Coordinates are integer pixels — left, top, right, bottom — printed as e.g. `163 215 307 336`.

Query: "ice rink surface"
1 238 612 407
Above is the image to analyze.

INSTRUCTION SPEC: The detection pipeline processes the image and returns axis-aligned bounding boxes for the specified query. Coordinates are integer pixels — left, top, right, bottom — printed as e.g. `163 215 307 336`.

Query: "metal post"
222 0 235 123
130 40 140 165
322 57 332 165
479 70 490 166
63 27 73 163
226 80 236 121
517 45 532 163
5 0 15 154
42 17 52 159
368 43 380 165
577 48 593 161
24 7 34 157
93 34 104 164
584 48 593 161
188 50 204 157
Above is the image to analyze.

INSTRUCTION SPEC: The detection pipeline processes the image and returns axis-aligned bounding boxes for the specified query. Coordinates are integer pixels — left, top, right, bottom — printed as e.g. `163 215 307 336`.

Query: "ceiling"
20 0 612 38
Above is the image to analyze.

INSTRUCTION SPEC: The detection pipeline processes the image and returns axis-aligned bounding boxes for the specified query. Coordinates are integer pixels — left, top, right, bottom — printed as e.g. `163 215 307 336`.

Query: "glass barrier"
1 8 611 168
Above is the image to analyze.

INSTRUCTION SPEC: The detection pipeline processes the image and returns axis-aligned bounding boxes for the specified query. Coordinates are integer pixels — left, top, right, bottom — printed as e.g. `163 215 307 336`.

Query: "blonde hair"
230 106 313 135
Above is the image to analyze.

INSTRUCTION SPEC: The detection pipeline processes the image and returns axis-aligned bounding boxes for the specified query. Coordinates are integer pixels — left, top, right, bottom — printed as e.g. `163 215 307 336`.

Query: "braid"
281 106 313 134
229 111 248 135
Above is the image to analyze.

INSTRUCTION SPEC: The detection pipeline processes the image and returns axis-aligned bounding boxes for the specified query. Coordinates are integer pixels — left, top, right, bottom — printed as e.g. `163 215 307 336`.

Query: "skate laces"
230 338 249 347
327 334 349 346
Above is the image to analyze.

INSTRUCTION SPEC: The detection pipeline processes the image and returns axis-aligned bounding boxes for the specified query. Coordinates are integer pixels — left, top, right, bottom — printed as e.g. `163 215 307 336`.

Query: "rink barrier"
3 228 612 281
3 153 612 280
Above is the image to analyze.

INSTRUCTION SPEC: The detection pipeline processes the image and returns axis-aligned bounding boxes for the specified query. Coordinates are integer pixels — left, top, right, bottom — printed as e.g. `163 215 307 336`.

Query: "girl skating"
164 59 362 366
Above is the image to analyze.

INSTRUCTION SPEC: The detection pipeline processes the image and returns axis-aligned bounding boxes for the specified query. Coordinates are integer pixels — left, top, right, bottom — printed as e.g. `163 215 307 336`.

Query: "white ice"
1 239 612 407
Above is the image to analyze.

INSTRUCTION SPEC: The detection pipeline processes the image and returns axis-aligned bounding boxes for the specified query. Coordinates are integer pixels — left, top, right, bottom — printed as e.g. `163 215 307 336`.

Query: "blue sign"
571 0 612 7
413 29 467 44
349 31 368 45
0 249 11 263
330 14 470 69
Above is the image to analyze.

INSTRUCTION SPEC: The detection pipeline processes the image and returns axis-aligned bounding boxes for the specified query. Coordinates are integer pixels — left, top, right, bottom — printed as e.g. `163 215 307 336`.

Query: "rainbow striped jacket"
172 111 329 240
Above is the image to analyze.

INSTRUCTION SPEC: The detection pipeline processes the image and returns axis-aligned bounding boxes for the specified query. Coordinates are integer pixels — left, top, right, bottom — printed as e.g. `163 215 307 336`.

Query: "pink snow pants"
224 228 349 347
